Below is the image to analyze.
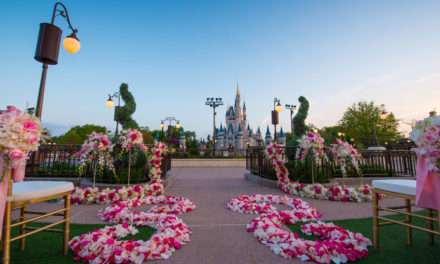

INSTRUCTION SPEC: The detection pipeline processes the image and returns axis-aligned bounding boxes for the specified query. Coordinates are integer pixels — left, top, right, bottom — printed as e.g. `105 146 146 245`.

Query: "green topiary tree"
287 96 310 150
293 96 309 138
115 83 139 129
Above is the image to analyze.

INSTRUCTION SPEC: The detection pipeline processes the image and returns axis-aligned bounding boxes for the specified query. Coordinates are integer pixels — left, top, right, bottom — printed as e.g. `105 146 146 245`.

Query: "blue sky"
2 0 440 137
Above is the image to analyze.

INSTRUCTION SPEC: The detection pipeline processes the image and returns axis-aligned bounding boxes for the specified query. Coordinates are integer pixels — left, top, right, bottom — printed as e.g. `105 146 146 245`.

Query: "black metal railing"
26 144 172 181
246 146 417 180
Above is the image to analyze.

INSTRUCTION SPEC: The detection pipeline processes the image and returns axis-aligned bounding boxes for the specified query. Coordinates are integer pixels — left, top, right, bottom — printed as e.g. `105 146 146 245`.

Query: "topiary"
115 83 139 129
293 96 309 137
287 96 310 148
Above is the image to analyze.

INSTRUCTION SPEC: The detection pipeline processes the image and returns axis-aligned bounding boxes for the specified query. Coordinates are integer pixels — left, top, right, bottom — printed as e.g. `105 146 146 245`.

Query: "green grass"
290 214 440 264
7 215 440 264
9 223 155 264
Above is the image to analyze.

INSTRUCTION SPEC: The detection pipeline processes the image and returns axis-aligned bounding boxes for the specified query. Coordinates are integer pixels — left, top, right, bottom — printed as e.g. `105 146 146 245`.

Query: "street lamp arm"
51 2 78 34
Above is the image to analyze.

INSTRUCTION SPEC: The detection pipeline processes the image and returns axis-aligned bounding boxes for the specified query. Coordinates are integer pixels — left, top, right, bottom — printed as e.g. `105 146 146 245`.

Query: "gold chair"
372 179 440 248
2 168 74 264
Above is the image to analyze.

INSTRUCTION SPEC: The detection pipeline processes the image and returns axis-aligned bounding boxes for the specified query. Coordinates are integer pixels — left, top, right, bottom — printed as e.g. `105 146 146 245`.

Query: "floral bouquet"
115 129 149 184
330 139 361 177
296 130 327 163
75 132 115 180
118 128 147 153
0 106 41 179
410 116 440 173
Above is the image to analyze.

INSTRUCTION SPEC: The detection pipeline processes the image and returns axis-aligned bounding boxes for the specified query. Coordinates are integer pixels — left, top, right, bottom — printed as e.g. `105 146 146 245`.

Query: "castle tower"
235 83 241 120
278 127 286 146
265 126 272 145
243 102 247 121
236 124 243 154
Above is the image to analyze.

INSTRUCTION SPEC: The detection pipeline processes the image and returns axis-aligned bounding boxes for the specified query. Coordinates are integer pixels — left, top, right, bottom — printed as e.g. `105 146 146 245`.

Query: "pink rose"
23 120 38 132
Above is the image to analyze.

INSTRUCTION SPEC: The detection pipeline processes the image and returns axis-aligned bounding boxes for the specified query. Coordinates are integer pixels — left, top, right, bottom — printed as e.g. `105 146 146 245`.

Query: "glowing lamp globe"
106 98 114 109
275 102 283 113
63 34 80 54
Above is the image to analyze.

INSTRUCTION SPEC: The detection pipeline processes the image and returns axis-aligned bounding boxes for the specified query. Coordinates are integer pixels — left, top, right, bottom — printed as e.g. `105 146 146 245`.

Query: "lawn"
9 224 155 264
7 215 440 264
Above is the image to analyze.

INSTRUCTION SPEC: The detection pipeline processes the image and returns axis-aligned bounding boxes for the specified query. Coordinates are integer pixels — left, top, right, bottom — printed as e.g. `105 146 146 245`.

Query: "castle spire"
236 82 240 97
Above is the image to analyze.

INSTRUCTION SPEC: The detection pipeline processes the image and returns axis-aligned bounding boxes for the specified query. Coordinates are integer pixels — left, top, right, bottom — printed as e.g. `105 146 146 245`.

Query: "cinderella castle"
214 85 286 156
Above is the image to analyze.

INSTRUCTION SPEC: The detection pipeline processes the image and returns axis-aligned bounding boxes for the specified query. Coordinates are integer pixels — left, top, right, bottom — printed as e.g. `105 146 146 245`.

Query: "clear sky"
2 0 440 137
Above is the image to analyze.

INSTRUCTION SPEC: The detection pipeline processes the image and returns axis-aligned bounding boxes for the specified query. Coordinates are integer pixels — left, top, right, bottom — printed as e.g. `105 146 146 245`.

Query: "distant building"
215 85 265 155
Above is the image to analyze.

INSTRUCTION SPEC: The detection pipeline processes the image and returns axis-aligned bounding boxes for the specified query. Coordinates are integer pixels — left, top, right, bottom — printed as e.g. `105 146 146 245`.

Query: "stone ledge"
172 159 246 168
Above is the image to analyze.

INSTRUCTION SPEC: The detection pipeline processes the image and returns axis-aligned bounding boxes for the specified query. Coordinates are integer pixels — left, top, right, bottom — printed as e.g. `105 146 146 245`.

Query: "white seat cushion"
372 179 416 196
12 181 74 202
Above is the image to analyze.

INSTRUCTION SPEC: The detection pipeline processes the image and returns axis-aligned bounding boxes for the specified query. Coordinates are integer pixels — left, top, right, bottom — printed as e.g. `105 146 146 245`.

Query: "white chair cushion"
372 179 416 196
12 181 74 202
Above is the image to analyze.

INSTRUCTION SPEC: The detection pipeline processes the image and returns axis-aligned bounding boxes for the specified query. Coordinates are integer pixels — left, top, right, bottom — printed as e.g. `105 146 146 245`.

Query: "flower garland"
228 194 371 263
0 106 41 172
330 139 361 178
70 195 195 263
410 115 440 173
296 131 327 162
266 143 372 202
71 142 168 204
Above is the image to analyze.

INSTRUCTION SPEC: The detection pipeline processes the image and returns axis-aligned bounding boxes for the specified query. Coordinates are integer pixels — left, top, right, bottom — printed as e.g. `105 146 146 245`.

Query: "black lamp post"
285 104 297 133
272 97 282 141
205 97 223 155
34 1 80 119
106 92 121 136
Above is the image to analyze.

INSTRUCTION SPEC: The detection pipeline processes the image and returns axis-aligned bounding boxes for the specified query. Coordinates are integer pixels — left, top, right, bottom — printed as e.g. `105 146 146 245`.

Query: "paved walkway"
23 167 405 264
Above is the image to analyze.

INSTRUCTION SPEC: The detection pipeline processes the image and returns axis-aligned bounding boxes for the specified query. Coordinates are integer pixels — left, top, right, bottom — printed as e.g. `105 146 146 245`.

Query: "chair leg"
372 190 380 249
63 193 71 255
428 209 435 245
2 201 12 264
405 199 412 245
19 206 26 251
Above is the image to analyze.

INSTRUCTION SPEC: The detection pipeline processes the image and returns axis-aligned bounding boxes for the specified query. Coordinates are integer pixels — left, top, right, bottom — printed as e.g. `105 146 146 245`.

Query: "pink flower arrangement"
331 139 361 177
0 106 41 171
411 116 440 172
118 128 147 152
75 132 115 174
296 131 327 162
70 195 195 263
227 194 371 263
71 142 169 205
266 143 372 202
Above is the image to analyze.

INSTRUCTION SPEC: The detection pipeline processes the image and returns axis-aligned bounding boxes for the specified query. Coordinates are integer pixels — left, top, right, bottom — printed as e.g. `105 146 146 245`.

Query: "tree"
339 102 400 148
52 124 107 144
115 83 139 129
319 125 343 144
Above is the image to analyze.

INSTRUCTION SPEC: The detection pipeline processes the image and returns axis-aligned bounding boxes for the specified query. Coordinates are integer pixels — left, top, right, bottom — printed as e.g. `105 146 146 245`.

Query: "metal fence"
26 144 171 181
246 146 417 179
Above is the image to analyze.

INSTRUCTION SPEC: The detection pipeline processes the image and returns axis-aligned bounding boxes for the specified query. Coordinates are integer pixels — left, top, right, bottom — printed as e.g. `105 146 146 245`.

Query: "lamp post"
106 92 121 136
272 98 282 141
160 117 181 143
34 1 80 119
285 104 297 133
205 97 223 155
